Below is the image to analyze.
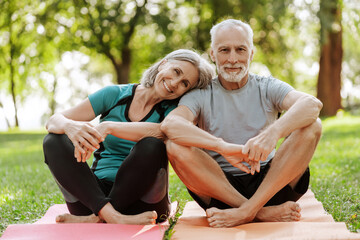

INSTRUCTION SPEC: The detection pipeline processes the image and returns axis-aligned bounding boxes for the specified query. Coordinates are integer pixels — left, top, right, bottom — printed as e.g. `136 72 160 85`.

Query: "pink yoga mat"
1 202 177 240
2 224 166 240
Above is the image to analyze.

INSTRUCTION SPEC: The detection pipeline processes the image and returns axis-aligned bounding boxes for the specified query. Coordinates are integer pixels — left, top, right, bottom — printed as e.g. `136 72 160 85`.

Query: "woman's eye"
182 81 189 87
174 69 180 75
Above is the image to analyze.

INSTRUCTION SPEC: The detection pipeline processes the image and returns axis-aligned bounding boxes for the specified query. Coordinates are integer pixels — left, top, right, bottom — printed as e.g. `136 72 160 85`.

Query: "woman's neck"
133 85 162 108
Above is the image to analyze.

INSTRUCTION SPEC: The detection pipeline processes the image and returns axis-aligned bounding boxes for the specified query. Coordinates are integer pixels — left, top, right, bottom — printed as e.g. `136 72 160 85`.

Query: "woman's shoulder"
97 84 135 99
160 98 179 109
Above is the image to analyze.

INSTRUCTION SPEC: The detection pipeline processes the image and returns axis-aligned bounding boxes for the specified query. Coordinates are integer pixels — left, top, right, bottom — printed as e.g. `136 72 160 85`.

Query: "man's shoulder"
249 73 277 83
184 77 216 95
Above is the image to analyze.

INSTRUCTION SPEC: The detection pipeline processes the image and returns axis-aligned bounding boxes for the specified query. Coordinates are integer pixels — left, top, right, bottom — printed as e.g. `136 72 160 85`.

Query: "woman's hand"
64 121 104 162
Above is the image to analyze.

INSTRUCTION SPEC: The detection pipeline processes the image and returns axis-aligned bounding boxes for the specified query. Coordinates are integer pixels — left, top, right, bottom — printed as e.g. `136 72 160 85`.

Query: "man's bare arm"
243 90 323 162
161 106 252 173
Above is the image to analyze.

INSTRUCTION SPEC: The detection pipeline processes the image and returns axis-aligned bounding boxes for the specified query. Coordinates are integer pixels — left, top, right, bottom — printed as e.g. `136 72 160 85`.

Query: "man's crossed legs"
166 119 322 227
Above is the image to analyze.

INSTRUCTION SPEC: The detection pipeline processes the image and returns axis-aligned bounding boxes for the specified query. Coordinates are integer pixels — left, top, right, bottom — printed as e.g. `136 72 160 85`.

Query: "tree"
66 0 149 84
317 0 343 116
0 0 39 128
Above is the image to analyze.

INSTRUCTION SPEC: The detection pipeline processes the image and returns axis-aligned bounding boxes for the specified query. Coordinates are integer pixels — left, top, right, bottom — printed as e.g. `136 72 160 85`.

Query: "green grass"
310 114 360 232
0 115 359 237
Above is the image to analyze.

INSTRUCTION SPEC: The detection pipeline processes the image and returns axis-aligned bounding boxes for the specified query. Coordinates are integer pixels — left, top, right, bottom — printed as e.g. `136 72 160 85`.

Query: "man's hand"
242 128 279 163
219 142 253 174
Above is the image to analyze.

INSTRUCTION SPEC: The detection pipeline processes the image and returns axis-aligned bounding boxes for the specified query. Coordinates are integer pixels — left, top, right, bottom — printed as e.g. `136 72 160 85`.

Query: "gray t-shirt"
179 73 294 176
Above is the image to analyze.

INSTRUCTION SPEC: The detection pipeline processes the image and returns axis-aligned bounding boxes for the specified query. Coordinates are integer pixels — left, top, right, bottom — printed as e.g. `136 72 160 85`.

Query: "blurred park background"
0 0 359 130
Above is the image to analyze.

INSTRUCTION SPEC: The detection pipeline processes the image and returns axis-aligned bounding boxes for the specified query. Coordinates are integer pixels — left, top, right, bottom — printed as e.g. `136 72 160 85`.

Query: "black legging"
43 134 170 223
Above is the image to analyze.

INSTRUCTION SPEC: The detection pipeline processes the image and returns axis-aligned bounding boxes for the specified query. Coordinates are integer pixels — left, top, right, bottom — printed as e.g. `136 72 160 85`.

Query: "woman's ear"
158 59 168 71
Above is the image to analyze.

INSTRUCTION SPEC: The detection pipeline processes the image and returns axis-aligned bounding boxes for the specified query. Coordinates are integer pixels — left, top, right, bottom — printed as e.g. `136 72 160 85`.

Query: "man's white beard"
217 62 249 83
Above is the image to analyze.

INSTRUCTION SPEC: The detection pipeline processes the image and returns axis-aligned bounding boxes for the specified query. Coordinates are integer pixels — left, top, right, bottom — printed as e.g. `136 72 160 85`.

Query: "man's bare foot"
255 201 301 222
206 207 255 228
56 213 103 223
206 201 301 228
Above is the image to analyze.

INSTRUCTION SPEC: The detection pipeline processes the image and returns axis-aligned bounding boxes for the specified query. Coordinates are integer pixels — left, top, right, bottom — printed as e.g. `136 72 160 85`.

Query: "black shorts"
188 160 310 210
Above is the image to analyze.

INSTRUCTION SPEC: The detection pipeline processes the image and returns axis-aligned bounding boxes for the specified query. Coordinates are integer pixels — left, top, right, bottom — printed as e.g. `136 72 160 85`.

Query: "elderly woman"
43 49 215 225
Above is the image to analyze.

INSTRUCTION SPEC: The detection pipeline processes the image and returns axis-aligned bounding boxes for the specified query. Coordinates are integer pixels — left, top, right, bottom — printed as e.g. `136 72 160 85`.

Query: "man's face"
210 26 253 83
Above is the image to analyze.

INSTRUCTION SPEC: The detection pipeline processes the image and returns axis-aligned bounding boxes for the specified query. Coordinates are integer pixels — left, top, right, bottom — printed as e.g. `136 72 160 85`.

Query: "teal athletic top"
88 84 178 182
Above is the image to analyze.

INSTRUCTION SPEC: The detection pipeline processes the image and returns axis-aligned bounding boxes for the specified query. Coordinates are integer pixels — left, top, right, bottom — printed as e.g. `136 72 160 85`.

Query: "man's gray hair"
210 19 254 50
140 49 215 89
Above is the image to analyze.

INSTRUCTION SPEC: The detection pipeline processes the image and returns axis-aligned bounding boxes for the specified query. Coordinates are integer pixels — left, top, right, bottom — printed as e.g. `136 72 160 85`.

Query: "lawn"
0 114 359 237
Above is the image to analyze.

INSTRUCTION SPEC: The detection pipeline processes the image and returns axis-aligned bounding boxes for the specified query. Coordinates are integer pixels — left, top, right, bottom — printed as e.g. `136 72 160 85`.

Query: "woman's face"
154 60 199 100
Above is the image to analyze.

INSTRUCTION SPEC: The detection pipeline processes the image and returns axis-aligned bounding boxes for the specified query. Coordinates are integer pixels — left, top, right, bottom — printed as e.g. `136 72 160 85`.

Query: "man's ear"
158 59 168 71
210 49 215 62
250 49 254 62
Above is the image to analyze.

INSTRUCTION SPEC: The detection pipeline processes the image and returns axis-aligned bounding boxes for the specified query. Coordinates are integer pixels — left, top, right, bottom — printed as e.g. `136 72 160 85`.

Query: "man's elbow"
312 96 323 113
306 95 323 119
160 116 176 139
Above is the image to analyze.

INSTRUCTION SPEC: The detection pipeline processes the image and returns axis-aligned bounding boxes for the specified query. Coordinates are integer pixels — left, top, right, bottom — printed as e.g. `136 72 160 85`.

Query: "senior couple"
43 19 322 227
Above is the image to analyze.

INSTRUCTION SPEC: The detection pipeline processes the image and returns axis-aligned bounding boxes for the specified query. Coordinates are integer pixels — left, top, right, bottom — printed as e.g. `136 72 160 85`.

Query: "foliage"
0 0 360 126
342 1 360 111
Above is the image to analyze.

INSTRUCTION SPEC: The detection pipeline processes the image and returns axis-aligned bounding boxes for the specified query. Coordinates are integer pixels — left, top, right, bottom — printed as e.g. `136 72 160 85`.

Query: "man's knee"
302 118 322 142
166 140 194 165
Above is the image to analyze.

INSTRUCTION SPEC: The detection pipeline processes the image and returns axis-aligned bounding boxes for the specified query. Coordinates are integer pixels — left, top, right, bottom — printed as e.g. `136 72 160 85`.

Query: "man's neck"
218 74 249 90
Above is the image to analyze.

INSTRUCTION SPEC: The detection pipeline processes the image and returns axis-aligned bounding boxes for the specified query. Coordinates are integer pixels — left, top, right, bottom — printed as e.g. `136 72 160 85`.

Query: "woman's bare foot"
56 213 103 223
206 207 256 228
255 201 301 222
105 211 157 225
99 203 157 225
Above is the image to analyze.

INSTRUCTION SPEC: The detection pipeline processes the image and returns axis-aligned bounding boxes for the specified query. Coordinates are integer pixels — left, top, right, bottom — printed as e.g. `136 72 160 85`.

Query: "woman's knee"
43 133 73 163
134 137 167 161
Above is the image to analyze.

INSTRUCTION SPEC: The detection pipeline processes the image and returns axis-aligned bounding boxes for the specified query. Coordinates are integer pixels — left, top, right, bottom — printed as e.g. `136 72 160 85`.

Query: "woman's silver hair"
210 19 254 50
140 49 215 89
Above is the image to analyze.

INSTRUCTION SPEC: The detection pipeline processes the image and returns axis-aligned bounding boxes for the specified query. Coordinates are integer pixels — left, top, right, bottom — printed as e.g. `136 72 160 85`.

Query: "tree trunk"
317 0 343 116
49 76 58 116
0 103 11 129
9 20 19 128
116 47 131 84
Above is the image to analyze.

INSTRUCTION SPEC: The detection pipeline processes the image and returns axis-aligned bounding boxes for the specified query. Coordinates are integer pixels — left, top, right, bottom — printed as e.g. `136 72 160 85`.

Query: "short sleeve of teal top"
88 84 178 182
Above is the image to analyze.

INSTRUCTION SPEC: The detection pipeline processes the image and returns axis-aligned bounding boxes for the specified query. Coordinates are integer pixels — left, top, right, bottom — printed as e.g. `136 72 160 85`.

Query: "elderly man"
161 19 323 227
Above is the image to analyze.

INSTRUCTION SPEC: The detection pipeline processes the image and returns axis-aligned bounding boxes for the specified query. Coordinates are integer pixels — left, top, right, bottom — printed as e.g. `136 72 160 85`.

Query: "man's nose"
228 50 238 64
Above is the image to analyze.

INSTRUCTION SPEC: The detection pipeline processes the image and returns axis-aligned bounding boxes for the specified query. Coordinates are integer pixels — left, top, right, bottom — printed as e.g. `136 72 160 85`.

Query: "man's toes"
289 202 301 212
209 220 220 228
206 208 217 218
207 215 215 224
292 211 301 220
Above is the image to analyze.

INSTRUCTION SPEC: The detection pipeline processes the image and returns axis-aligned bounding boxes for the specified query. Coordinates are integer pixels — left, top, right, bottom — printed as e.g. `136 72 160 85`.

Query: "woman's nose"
170 78 180 88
